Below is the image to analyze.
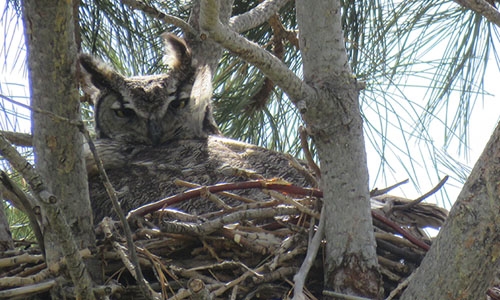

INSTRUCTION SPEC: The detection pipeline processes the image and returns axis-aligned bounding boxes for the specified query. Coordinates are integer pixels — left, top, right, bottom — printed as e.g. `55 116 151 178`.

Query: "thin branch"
161 206 299 236
393 176 448 211
0 131 32 147
81 128 159 300
371 211 430 251
370 179 409 197
453 0 500 27
299 126 321 178
127 180 323 218
0 173 44 256
0 94 82 127
292 207 325 300
229 0 290 33
199 0 314 104
120 0 197 35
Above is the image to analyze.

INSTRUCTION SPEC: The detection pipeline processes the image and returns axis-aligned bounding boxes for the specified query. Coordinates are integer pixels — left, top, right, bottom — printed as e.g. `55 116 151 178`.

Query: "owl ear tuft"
79 54 125 93
161 33 193 73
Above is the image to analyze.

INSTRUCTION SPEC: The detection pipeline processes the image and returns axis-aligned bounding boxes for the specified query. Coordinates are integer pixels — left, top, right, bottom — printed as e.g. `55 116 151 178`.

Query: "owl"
79 34 219 146
80 35 313 222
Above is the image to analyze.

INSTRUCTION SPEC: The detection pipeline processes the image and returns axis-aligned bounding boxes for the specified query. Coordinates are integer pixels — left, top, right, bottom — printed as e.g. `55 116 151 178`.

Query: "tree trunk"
296 0 382 297
23 0 96 297
401 120 500 299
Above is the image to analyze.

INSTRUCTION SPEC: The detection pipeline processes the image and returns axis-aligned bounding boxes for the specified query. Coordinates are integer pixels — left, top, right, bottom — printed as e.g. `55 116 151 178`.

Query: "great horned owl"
81 35 312 222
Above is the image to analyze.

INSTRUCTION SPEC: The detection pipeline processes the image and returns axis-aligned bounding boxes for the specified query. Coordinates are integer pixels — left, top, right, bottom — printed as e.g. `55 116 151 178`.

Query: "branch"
0 131 32 147
199 0 314 105
0 173 45 256
82 129 159 300
371 211 430 251
127 180 323 218
120 0 197 35
229 0 290 33
292 207 325 300
454 0 500 27
393 175 448 211
370 179 409 197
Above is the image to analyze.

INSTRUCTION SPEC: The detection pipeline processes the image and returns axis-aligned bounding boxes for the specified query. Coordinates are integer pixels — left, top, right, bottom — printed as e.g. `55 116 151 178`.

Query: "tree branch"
454 0 500 27
229 0 290 33
292 207 325 300
199 0 314 105
120 0 198 35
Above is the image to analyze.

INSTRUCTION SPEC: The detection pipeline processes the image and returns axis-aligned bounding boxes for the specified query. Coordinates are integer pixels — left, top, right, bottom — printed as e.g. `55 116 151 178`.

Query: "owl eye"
113 107 136 118
169 98 186 110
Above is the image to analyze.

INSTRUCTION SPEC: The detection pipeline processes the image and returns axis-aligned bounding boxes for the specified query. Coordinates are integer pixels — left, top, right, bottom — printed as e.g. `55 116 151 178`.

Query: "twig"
161 206 299 236
128 180 322 218
0 172 45 255
298 126 321 179
393 176 448 211
370 178 409 197
386 271 415 300
0 280 55 299
81 129 159 300
120 0 197 35
371 211 430 251
292 207 325 300
264 189 320 219
0 94 83 127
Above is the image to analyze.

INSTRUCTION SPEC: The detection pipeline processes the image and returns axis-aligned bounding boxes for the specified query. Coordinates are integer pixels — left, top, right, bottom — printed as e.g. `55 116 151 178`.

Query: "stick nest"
0 179 449 299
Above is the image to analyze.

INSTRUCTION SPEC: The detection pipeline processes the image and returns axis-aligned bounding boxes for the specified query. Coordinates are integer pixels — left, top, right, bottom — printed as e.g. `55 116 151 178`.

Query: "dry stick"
370 178 409 197
298 126 321 179
0 280 55 299
393 175 449 211
292 208 325 300
81 128 159 300
128 180 322 218
371 211 430 251
386 271 415 300
133 179 430 251
453 0 500 27
175 178 257 204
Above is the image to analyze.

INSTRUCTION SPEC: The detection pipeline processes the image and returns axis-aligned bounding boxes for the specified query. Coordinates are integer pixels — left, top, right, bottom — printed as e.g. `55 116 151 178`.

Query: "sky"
0 2 499 211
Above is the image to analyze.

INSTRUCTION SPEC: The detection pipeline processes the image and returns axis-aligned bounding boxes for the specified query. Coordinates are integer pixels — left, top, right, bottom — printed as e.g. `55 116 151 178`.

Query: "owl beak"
148 120 162 146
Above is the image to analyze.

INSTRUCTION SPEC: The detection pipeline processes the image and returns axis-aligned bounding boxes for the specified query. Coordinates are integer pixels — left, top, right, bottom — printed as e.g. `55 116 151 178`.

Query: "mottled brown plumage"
81 35 312 222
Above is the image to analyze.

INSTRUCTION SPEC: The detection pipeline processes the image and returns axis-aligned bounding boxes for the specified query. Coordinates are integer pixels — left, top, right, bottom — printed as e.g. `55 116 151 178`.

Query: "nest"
0 178 449 299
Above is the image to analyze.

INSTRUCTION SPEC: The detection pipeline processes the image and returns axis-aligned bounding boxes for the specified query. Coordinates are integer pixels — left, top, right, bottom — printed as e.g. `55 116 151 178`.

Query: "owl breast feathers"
81 35 312 222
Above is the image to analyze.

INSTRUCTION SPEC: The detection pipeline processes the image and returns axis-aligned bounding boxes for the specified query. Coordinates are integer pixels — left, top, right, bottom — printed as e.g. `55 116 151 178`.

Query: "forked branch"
199 0 314 104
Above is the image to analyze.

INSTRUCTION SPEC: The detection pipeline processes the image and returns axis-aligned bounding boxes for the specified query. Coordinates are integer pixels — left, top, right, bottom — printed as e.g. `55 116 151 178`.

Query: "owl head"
79 34 219 146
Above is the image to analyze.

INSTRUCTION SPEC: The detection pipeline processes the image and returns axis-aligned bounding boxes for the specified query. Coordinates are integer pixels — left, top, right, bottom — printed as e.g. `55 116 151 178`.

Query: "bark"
23 0 96 298
401 120 500 299
296 0 382 297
